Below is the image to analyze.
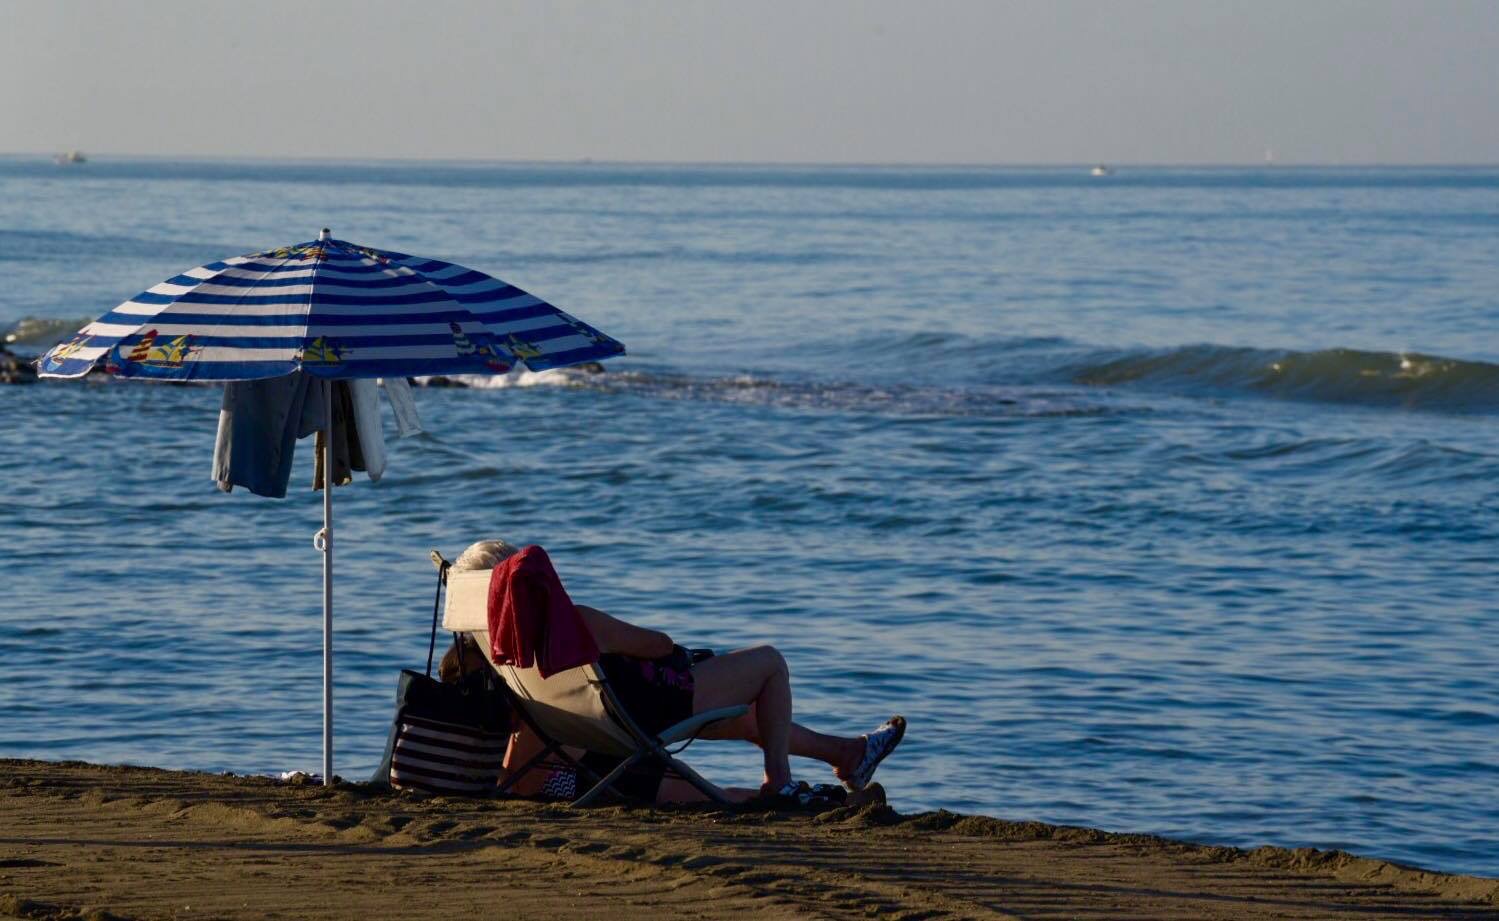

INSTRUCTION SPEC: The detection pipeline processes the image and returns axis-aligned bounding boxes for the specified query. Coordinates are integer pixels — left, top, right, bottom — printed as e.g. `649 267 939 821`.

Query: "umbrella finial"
319 228 331 241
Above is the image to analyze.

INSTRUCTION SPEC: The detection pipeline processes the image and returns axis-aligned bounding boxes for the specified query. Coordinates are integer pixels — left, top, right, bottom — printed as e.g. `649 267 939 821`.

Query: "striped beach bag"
383 666 510 794
374 558 511 795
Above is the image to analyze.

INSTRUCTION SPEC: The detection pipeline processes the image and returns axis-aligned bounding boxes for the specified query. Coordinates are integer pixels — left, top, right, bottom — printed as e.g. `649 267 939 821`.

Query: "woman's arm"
577 604 674 659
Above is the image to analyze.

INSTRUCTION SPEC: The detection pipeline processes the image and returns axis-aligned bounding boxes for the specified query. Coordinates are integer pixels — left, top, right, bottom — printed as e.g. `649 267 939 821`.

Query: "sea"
1 157 1495 877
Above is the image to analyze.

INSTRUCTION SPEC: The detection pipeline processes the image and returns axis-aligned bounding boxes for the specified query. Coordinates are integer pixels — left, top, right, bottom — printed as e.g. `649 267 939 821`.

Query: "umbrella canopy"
37 232 623 381
35 230 625 785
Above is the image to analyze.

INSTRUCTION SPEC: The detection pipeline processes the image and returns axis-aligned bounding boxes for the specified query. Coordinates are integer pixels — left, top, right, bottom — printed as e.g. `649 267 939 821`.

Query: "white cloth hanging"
381 377 424 438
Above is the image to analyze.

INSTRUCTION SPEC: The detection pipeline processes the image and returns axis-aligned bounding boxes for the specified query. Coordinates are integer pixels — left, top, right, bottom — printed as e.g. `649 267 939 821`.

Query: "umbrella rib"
301 236 326 375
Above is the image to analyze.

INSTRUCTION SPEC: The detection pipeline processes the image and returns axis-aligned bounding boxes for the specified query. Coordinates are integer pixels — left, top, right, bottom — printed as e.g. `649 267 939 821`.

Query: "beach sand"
1 759 1494 920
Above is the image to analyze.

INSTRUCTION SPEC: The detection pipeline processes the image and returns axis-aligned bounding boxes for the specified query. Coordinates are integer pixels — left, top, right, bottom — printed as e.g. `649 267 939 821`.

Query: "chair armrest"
656 705 749 745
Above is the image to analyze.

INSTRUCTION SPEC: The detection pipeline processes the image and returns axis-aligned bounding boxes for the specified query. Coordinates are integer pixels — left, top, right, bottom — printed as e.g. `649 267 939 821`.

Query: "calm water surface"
1 159 1496 876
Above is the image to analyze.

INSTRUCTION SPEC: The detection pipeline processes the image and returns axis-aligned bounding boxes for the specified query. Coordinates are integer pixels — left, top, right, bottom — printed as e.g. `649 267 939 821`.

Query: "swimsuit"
598 644 696 738
589 645 697 801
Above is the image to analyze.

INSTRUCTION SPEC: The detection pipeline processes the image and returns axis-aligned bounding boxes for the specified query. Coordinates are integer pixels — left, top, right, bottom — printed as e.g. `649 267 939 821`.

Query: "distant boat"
54 150 87 165
1090 164 1112 177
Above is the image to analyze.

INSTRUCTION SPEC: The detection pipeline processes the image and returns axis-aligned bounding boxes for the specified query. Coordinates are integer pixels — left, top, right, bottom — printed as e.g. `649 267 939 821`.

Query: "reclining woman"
442 539 905 805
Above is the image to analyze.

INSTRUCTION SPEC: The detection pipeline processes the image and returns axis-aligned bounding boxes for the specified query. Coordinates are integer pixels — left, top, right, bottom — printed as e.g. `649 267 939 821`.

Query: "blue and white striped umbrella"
37 231 624 381
34 230 625 786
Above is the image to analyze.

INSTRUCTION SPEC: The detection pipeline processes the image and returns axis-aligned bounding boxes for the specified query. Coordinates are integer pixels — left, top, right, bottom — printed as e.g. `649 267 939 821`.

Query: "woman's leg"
690 645 795 788
697 705 864 782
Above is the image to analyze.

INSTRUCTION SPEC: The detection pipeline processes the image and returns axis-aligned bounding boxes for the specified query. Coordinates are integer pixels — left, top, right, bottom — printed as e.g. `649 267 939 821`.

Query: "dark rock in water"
0 346 37 385
420 375 468 388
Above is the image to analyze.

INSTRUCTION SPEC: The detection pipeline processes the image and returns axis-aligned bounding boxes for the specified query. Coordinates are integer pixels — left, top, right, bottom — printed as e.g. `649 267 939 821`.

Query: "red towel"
487 545 600 679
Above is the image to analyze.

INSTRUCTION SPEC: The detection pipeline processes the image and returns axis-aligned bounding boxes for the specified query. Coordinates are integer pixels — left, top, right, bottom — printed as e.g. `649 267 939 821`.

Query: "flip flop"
845 715 905 791
760 780 846 810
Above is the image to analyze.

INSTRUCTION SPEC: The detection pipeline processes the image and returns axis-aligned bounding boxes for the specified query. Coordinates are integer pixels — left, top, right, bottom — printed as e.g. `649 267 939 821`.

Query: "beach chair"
434 552 749 806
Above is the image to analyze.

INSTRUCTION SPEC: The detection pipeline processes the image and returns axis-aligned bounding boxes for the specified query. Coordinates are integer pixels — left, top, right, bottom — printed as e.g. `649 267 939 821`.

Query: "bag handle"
426 550 452 677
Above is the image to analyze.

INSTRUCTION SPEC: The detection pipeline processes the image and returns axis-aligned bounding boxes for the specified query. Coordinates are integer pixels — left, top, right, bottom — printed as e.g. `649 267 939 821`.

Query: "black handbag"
373 558 511 794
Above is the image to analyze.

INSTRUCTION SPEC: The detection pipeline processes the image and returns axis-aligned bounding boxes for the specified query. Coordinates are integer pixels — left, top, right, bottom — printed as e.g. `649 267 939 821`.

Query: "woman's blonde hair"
439 538 522 683
454 538 522 571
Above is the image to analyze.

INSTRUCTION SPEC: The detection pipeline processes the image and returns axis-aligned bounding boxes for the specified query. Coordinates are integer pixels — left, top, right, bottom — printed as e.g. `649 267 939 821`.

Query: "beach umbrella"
36 229 625 784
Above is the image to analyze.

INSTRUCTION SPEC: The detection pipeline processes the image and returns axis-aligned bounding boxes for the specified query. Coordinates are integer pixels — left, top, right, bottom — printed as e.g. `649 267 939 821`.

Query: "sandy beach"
1 760 1494 920
8 0 1499 909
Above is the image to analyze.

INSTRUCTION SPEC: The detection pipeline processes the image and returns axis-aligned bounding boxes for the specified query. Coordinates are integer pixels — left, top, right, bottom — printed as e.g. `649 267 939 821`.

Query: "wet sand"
1 759 1494 921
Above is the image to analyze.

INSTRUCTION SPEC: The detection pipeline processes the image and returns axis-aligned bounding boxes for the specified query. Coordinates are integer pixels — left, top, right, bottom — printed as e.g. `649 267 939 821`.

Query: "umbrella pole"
321 377 334 787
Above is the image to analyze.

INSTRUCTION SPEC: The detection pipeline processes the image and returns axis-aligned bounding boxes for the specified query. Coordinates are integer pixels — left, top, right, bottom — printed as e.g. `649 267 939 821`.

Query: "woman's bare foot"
833 737 865 784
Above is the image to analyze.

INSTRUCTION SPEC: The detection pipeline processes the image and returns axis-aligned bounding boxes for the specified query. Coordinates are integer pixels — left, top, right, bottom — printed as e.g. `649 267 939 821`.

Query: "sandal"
807 783 849 805
845 715 905 791
761 780 847 809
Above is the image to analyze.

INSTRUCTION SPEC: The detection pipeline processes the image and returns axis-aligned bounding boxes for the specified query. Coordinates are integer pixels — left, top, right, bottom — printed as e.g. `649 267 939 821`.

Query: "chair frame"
432 551 745 807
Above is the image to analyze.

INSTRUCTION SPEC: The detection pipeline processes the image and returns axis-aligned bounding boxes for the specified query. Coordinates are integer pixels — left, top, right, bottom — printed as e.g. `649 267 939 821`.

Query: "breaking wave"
412 339 1499 416
416 365 1114 418
14 303 1493 415
1067 345 1499 413
3 316 96 348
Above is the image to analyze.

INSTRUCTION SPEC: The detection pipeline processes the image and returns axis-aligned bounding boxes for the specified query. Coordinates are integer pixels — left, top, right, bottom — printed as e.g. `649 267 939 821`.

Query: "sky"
3 0 1497 165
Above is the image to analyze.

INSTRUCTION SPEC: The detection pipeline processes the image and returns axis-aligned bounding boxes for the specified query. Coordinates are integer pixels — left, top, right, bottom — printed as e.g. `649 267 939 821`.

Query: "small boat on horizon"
54 150 87 165
1090 164 1112 177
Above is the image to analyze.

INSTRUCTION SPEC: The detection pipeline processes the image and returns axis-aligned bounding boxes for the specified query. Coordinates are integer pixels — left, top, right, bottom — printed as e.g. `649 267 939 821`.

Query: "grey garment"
297 375 330 439
349 378 386 481
381 377 423 438
212 372 320 499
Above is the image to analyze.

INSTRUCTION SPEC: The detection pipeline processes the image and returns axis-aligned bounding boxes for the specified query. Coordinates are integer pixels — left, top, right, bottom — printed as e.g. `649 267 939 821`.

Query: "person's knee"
750 644 788 680
743 651 791 693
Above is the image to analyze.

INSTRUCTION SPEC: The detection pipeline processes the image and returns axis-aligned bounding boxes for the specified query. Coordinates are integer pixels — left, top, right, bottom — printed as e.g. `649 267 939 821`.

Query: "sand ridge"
1 759 1495 920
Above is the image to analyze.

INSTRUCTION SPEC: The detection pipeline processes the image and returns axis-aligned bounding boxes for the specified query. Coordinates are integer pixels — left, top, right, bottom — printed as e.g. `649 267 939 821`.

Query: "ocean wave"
4 315 95 348
416 365 1113 418
1069 345 1499 412
418 338 1499 417
778 331 1499 413
19 303 1494 415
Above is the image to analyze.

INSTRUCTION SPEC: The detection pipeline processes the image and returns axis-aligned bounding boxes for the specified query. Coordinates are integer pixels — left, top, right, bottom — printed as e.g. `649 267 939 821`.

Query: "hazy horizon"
5 0 1497 166
8 151 1499 169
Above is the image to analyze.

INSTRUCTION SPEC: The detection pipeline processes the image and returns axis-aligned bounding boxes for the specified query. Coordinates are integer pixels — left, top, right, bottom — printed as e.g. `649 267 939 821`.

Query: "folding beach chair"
433 551 749 806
